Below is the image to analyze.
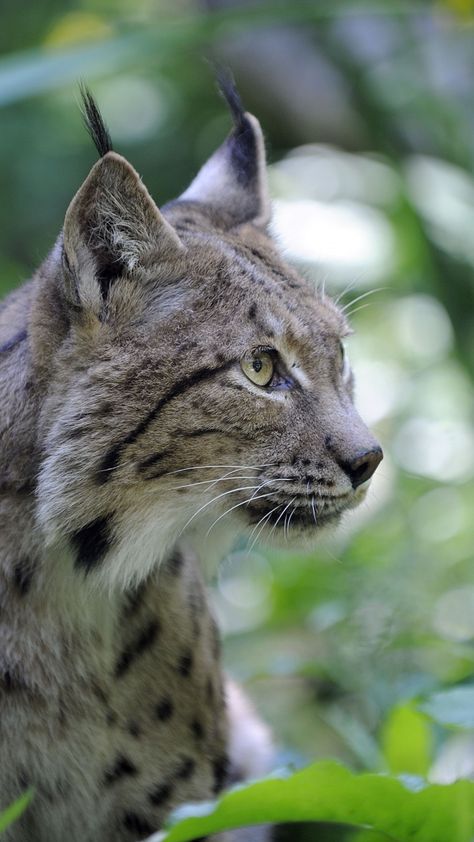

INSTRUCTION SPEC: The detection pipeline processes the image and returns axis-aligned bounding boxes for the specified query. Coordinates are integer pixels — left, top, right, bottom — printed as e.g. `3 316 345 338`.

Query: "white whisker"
178 484 260 536
340 287 387 314
162 463 274 478
334 280 357 307
247 502 285 553
173 475 259 491
343 301 374 319
268 498 296 540
205 491 277 537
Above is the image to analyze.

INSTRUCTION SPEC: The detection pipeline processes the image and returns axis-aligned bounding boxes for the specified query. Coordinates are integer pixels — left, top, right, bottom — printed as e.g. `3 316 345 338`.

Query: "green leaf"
420 687 474 729
150 760 474 842
382 704 432 775
0 791 32 833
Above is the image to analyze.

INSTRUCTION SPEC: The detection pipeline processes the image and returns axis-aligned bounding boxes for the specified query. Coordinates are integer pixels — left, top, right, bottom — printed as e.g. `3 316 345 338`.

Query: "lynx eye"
241 349 275 387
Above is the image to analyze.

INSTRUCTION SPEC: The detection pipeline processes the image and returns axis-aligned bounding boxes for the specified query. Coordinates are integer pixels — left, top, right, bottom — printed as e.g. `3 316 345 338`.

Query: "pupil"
253 359 263 373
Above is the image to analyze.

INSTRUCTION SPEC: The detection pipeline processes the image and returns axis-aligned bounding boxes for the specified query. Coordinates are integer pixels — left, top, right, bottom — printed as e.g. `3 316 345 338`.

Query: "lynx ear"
180 80 270 229
63 151 183 307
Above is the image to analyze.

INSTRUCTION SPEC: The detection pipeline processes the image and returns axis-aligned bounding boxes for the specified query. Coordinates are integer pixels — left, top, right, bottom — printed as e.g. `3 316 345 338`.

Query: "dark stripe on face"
97 360 234 484
138 448 173 472
72 516 112 572
0 329 27 354
180 427 224 438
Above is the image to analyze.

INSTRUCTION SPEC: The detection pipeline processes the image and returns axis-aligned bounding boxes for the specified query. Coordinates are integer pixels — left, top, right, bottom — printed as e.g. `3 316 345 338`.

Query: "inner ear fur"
63 151 183 307
180 106 270 229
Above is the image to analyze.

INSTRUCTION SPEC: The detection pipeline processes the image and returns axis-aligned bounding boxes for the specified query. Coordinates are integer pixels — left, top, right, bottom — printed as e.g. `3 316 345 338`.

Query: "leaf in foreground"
148 760 474 842
0 791 32 833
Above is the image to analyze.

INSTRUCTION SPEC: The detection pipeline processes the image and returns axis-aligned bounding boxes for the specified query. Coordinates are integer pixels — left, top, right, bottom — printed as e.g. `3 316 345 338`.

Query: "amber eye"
241 350 275 387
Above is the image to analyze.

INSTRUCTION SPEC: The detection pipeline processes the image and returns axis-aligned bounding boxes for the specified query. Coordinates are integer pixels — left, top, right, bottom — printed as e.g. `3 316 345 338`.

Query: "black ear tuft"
215 65 246 130
79 84 113 158
214 67 258 188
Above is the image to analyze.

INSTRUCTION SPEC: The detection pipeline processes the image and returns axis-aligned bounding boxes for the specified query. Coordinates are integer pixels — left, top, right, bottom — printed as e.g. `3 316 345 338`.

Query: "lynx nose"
345 447 383 489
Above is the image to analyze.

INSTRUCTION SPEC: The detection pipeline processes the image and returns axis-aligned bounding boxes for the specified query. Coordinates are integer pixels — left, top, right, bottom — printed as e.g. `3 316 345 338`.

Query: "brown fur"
0 89 381 841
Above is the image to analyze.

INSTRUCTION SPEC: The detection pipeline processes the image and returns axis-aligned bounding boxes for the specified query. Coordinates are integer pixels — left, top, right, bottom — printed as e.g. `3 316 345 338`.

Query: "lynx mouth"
245 491 356 531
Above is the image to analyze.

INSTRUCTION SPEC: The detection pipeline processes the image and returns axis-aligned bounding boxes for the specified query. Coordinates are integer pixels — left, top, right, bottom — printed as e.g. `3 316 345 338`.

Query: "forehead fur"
131 200 348 354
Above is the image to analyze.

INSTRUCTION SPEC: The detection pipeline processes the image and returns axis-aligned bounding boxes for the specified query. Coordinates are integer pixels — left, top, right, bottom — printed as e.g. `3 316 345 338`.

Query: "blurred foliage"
1 0 474 839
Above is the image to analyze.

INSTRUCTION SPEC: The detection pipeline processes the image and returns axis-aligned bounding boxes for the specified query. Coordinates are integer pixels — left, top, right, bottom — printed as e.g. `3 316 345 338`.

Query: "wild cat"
0 80 382 841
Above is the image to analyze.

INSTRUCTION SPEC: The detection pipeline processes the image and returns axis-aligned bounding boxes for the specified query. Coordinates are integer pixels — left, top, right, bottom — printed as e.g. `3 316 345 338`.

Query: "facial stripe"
97 360 234 483
0 329 27 354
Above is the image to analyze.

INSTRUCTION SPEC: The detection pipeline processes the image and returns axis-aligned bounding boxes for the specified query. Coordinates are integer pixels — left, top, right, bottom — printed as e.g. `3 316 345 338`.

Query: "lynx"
0 81 382 842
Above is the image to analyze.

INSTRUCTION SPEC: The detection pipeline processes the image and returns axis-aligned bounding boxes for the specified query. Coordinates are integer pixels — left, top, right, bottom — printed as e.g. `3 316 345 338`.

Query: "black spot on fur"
80 85 113 157
248 303 257 319
13 561 33 596
177 651 193 677
0 329 27 354
176 756 195 780
155 697 173 722
212 754 229 794
106 710 118 727
148 781 173 806
115 620 160 677
103 755 137 786
191 719 204 740
123 812 155 836
72 516 111 572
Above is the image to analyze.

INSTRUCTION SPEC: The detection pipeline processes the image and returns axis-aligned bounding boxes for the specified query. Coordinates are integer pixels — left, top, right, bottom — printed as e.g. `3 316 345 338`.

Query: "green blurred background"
2 0 474 823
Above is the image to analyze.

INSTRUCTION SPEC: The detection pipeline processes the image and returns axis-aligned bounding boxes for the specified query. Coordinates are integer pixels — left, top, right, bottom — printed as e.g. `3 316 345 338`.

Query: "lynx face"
34 85 382 588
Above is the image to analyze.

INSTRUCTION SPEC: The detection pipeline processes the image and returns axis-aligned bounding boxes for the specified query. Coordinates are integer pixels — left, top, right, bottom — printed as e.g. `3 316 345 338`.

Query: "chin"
242 486 370 550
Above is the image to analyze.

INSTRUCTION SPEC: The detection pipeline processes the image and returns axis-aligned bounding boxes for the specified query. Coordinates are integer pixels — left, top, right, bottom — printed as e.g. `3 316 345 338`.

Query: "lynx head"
33 81 382 590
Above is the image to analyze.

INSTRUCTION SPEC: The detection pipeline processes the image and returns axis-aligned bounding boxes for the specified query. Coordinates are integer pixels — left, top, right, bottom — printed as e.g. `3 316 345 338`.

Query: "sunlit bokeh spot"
411 487 467 543
353 360 405 425
390 295 453 362
406 156 474 265
393 418 474 482
95 76 166 142
271 198 395 283
270 146 400 207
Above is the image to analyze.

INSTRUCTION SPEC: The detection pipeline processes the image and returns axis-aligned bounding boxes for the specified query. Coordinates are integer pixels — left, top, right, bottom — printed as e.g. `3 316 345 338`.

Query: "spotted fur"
0 84 381 841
